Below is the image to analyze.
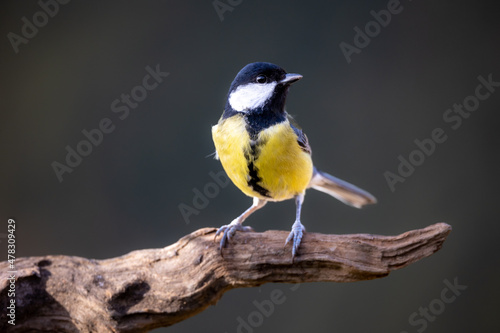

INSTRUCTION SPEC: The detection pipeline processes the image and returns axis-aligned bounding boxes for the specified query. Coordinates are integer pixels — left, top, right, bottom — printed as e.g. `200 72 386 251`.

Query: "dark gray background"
2 1 499 332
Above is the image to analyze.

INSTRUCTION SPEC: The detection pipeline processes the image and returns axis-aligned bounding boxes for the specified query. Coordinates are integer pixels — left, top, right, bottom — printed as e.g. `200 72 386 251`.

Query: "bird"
212 62 376 259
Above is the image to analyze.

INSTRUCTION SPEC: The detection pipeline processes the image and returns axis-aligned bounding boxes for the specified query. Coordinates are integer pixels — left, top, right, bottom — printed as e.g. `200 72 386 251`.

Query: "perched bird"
212 62 376 259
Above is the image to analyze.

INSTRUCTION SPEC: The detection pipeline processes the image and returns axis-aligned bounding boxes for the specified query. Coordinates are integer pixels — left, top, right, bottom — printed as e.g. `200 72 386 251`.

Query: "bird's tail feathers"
308 168 377 208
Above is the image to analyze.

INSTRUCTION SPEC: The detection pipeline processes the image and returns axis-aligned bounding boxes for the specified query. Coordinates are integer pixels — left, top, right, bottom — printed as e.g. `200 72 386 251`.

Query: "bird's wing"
288 115 312 155
308 167 377 208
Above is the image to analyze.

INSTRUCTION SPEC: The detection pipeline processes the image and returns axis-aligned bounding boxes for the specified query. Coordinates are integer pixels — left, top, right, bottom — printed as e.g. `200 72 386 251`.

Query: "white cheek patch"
228 82 277 112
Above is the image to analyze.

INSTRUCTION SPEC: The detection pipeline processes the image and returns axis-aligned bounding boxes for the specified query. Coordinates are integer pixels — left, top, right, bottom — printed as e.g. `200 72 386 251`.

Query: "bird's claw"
215 222 253 252
285 221 306 260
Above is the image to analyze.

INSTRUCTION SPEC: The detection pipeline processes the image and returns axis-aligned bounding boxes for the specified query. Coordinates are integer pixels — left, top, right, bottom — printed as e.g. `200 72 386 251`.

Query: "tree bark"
0 223 451 332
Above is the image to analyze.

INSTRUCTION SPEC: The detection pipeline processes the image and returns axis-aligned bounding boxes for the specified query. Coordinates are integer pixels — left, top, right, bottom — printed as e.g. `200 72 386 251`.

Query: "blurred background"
1 0 499 332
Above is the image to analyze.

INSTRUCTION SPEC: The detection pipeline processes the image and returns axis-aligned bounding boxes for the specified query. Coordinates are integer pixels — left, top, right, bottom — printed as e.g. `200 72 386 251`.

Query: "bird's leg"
285 193 306 260
215 197 267 252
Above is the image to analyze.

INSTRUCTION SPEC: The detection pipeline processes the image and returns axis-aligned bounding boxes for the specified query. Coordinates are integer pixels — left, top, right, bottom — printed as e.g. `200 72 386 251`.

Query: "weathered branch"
0 223 451 332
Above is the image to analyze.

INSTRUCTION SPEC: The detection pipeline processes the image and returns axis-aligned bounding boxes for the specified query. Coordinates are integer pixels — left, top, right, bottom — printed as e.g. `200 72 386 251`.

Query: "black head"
223 62 302 118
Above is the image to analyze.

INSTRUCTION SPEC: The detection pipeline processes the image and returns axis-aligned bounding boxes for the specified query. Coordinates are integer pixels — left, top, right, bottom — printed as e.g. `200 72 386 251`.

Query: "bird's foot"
215 221 254 252
285 220 306 260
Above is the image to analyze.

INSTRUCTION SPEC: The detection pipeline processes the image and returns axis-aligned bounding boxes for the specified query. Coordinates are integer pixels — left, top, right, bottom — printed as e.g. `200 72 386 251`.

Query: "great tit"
212 62 376 259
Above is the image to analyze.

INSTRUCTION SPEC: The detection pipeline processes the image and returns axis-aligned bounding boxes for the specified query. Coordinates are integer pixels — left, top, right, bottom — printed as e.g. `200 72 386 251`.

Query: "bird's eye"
256 75 267 84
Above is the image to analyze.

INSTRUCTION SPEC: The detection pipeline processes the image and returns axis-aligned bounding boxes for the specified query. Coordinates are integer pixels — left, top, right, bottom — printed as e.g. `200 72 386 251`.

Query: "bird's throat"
244 110 287 140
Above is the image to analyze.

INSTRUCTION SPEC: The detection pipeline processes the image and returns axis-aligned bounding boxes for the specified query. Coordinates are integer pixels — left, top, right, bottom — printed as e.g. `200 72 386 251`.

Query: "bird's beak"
279 73 303 85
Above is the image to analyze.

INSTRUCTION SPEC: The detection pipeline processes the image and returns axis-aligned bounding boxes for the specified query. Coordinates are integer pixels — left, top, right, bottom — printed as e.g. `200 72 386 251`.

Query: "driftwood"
0 223 451 332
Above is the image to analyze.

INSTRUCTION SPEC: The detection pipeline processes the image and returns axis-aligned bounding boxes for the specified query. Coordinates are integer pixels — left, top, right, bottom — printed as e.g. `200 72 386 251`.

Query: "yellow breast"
212 114 313 201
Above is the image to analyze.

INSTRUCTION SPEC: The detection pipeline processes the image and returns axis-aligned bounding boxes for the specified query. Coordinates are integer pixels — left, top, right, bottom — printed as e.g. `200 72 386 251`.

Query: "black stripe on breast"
242 110 287 199
244 138 271 198
247 161 271 198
